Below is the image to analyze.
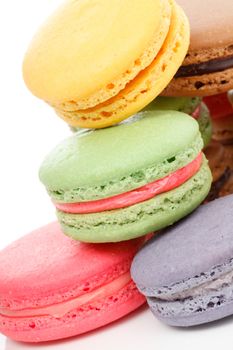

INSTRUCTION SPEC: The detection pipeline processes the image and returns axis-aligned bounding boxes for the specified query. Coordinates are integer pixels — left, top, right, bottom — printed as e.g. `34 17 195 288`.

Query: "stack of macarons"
129 0 233 328
161 0 233 200
6 0 233 343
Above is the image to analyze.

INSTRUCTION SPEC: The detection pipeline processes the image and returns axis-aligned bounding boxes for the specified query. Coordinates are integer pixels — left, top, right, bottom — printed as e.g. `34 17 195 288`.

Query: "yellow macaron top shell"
57 1 190 128
23 0 170 109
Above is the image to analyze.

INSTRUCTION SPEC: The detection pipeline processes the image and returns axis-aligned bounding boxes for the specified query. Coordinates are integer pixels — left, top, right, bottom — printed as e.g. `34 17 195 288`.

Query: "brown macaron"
163 0 233 97
205 142 233 201
219 145 233 197
205 141 226 183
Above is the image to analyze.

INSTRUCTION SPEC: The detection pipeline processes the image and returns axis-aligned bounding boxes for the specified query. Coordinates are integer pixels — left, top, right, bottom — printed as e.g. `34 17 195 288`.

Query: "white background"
0 1 232 349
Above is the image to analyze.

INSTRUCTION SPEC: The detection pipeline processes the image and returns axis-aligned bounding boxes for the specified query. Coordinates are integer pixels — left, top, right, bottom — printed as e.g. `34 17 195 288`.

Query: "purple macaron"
131 194 233 327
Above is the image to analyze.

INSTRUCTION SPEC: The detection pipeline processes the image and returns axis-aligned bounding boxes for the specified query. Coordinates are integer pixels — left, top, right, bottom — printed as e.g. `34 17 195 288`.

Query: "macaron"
204 92 233 144
23 0 190 129
205 141 226 182
205 141 233 201
0 222 145 343
218 172 233 198
144 96 212 147
39 111 212 243
212 144 233 200
131 195 233 327
164 0 233 96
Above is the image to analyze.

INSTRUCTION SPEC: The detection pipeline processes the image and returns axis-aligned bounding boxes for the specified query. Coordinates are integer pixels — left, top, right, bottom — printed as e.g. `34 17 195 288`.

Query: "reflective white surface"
1 0 233 349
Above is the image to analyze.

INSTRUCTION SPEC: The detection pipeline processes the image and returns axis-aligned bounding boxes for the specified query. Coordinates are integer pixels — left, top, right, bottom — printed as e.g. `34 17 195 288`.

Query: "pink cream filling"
0 273 132 319
55 153 203 214
191 105 201 120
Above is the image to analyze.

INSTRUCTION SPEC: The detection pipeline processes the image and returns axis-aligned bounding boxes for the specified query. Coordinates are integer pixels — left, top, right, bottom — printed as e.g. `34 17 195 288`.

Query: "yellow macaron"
23 0 190 129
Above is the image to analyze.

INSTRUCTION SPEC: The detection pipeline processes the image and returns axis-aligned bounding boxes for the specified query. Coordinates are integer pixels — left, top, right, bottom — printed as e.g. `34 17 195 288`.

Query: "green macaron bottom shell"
197 103 212 148
57 157 212 243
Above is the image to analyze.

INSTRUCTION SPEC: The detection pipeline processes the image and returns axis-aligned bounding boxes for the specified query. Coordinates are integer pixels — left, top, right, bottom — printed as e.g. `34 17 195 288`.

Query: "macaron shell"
206 169 232 202
218 145 233 197
0 222 146 342
204 141 227 182
144 96 201 114
57 1 190 129
57 159 212 242
176 0 233 51
219 172 233 198
163 0 233 96
212 116 233 144
143 97 211 147
163 67 233 97
147 292 233 327
205 142 233 201
131 195 233 298
0 280 145 343
54 0 172 111
23 0 170 108
197 103 212 148
0 222 143 310
39 112 201 203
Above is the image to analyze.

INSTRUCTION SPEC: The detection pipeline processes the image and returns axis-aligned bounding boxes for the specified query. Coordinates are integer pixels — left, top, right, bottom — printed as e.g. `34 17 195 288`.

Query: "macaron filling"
0 272 132 319
175 55 233 78
161 269 233 302
55 153 202 214
191 105 201 120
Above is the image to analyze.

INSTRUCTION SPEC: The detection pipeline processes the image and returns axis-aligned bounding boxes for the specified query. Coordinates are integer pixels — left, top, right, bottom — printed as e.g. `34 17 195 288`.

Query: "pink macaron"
0 222 145 343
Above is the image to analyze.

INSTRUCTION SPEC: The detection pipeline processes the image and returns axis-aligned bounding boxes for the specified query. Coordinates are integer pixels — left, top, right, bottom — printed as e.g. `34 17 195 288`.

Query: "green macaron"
145 96 212 147
39 111 212 243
